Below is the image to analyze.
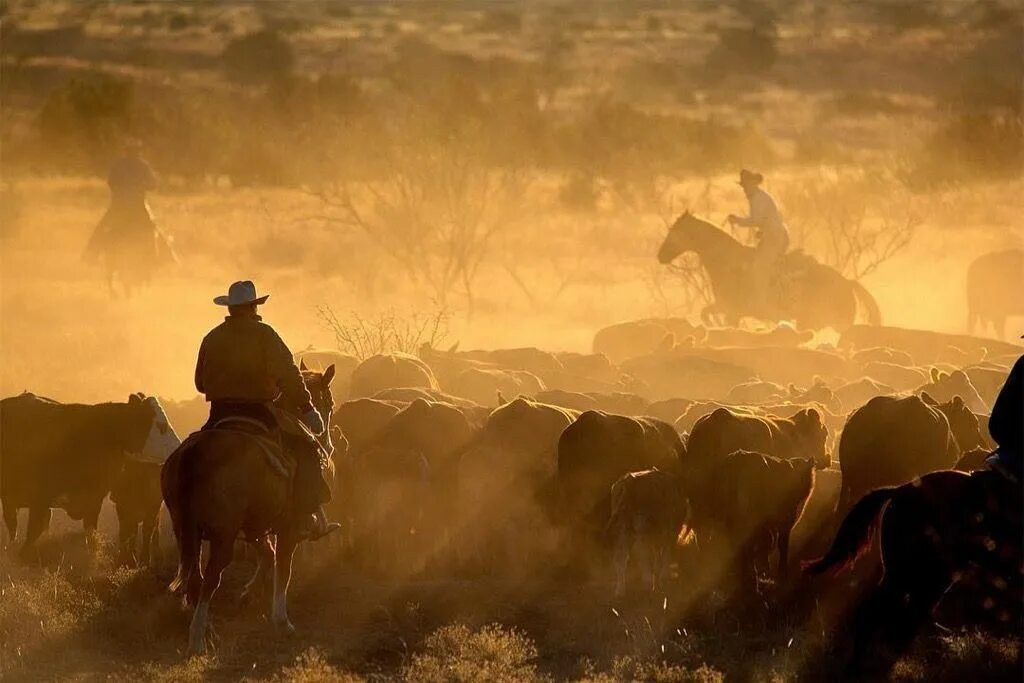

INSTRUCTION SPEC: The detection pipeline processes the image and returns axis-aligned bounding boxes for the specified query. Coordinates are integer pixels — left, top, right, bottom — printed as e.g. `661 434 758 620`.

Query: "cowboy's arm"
265 328 314 413
194 338 207 393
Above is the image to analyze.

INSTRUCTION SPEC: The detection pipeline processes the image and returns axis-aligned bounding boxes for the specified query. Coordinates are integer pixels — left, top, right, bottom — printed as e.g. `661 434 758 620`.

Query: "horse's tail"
802 486 896 576
167 440 202 601
850 279 882 326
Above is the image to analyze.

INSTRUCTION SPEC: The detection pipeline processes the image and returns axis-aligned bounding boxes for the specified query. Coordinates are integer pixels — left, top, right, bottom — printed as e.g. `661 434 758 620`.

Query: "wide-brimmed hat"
214 280 269 307
738 169 764 186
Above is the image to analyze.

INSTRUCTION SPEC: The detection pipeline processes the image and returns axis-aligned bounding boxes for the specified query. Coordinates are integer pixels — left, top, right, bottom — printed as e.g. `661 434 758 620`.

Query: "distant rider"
194 280 340 540
85 139 158 262
727 169 790 312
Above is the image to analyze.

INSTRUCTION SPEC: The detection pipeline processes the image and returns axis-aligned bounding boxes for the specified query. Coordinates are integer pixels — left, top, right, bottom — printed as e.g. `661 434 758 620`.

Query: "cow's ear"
323 364 336 386
129 393 142 404
496 390 507 406
300 359 308 371
930 367 940 383
447 341 460 353
953 395 964 408
921 391 937 406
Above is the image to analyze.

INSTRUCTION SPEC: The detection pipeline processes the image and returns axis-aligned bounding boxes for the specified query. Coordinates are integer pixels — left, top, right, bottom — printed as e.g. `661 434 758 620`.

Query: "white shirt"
735 187 789 249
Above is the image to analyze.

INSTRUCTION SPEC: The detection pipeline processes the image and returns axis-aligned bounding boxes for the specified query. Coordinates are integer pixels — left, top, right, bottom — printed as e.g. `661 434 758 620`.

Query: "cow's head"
792 407 830 469
126 394 182 464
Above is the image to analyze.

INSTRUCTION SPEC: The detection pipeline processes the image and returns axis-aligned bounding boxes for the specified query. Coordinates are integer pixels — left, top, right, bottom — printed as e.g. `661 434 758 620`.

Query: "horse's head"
300 362 336 455
657 211 703 264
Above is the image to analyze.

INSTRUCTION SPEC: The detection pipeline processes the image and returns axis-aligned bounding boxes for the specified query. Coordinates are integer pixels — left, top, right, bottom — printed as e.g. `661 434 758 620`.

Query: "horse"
656 212 881 330
161 365 336 656
804 468 1021 675
84 199 175 298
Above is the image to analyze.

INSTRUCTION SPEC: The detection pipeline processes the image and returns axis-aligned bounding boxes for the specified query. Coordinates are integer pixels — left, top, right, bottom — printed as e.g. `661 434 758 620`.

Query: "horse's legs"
241 536 275 604
271 534 298 634
188 535 233 656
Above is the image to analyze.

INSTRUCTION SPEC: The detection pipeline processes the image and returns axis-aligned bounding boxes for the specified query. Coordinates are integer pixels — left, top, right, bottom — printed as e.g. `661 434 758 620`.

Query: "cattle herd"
0 318 1020 670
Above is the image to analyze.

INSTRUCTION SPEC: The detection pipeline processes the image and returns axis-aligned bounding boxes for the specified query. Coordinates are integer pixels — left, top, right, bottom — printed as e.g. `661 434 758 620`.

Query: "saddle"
179 416 294 480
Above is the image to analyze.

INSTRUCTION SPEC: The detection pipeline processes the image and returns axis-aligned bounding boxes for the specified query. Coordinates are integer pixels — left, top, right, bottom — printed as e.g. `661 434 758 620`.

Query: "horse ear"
300 359 308 371
323 364 336 386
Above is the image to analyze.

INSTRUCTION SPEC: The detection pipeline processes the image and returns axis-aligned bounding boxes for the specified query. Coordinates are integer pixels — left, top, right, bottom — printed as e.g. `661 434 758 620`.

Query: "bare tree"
779 170 920 280
307 130 528 314
317 304 449 360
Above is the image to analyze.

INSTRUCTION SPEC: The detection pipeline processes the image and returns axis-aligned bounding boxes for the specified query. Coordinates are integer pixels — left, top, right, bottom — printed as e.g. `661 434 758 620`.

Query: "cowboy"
85 139 158 261
194 280 339 540
727 169 790 313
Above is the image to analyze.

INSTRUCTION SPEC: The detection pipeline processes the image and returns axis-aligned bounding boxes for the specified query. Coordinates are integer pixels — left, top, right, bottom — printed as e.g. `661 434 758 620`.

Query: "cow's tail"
802 486 896 576
850 279 882 326
168 442 201 601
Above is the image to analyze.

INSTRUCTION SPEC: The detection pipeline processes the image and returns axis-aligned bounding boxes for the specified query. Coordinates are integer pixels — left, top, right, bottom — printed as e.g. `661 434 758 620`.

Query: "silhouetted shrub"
221 29 295 84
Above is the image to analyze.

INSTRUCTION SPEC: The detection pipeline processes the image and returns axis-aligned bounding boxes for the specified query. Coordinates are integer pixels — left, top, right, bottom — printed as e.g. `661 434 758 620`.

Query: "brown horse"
805 468 1021 675
657 212 881 329
161 365 335 656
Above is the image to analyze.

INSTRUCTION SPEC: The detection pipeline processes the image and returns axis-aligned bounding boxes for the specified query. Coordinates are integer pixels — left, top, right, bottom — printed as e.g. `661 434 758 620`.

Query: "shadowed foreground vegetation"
1 531 1018 681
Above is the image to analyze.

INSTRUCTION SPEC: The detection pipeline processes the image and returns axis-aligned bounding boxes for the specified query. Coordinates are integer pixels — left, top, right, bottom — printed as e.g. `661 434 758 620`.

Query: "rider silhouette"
195 281 340 540
987 353 1023 483
727 169 790 314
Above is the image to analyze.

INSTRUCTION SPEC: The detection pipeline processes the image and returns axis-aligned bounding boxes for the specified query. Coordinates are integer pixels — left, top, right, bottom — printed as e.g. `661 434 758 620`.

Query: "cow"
685 407 831 472
954 447 992 472
457 397 578 570
532 389 601 413
672 346 849 388
557 411 684 567
620 353 756 401
553 351 622 385
963 363 1011 409
352 399 475 570
859 361 929 392
840 324 1022 366
449 367 546 407
927 395 987 453
836 394 959 517
705 451 815 597
703 323 814 349
833 377 895 414
592 318 705 363
916 368 987 413
966 248 1024 339
726 380 788 405
1 392 179 560
607 469 688 597
348 353 439 398
850 346 915 368
645 397 695 424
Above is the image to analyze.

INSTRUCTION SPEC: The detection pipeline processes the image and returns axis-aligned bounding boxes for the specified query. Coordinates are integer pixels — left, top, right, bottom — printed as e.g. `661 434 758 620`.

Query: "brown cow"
705 451 815 597
916 368 987 413
349 353 439 398
608 469 688 597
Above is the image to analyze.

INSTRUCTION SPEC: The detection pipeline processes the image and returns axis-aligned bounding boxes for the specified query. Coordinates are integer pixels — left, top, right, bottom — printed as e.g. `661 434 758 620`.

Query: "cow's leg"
141 508 160 567
21 506 51 559
271 534 298 635
188 534 233 656
82 498 104 551
612 526 630 598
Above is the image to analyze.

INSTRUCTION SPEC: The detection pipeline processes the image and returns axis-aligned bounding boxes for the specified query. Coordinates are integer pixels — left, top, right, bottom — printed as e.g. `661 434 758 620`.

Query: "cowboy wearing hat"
727 170 790 313
194 280 339 540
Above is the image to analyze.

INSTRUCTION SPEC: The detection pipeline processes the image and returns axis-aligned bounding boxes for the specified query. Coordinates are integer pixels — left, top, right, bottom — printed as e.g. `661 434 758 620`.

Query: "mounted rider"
194 280 339 540
986 352 1022 483
727 169 790 312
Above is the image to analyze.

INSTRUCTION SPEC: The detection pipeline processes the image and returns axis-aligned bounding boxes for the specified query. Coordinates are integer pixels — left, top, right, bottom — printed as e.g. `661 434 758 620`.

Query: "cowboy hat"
214 280 269 306
738 169 764 186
